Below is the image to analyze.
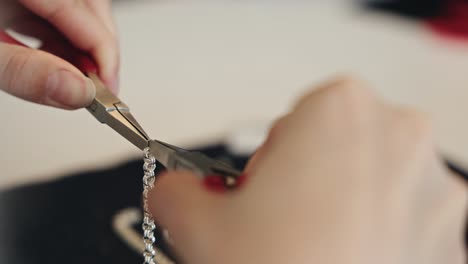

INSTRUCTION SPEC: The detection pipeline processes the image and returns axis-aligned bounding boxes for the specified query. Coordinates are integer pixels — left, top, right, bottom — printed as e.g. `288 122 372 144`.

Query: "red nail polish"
203 175 227 193
234 174 247 188
203 174 248 193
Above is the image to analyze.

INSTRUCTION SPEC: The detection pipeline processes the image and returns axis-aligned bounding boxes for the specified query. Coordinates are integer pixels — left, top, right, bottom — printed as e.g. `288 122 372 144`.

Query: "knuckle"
20 0 76 20
316 75 377 123
323 75 374 107
390 108 435 159
46 0 76 20
1 48 47 102
399 109 433 144
3 49 32 90
291 75 379 135
330 74 366 89
296 75 376 112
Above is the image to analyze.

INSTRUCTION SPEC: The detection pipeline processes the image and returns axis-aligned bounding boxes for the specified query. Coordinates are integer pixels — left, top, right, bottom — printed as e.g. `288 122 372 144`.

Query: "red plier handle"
0 30 98 75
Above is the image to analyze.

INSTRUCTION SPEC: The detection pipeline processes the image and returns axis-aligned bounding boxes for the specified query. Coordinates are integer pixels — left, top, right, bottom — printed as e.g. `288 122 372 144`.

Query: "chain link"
142 147 157 264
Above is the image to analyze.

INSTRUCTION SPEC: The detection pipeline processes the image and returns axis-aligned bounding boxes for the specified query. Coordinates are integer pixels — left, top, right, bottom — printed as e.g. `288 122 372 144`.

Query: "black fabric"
364 0 447 18
0 144 248 264
0 144 466 264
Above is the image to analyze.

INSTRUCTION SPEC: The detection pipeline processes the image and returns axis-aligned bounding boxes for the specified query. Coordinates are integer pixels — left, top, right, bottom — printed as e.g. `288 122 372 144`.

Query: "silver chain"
142 147 157 264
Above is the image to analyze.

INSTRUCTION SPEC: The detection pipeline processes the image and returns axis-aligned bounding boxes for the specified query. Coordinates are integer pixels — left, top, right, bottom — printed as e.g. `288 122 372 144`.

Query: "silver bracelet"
142 147 157 264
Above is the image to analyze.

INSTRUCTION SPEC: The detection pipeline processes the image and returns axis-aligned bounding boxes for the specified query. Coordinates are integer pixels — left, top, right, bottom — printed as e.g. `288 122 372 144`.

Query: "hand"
149 76 467 264
0 0 118 109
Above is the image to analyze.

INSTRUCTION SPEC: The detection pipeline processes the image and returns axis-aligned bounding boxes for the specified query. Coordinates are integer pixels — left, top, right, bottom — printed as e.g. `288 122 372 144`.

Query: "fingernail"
99 45 120 95
235 174 248 188
203 175 227 193
108 74 120 95
45 70 96 109
203 174 248 193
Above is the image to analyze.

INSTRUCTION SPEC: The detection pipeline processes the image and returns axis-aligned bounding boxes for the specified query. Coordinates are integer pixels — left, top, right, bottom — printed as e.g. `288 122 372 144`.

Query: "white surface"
1 2 468 188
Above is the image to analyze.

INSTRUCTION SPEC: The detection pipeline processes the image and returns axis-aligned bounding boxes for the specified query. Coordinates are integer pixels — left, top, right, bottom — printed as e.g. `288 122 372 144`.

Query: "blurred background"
1 0 468 263
1 0 468 188
2 0 468 189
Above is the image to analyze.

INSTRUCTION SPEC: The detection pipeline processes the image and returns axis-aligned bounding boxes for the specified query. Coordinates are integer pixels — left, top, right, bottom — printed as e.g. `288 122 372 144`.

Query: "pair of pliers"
0 30 241 185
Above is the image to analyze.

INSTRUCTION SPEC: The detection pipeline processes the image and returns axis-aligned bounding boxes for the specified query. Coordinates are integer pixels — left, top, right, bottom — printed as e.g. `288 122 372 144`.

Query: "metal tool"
86 73 241 180
0 30 241 181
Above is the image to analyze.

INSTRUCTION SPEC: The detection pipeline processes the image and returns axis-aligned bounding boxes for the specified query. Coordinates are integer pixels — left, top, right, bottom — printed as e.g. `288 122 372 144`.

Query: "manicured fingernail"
235 174 248 188
203 175 227 193
46 70 95 109
203 174 248 193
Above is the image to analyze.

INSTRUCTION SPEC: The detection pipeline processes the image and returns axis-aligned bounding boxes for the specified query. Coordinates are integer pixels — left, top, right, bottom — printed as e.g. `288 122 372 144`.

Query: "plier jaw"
0 30 242 182
86 73 241 181
149 140 241 180
86 73 150 150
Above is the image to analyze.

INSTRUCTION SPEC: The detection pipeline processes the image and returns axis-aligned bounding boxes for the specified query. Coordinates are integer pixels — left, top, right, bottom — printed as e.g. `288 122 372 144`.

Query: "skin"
0 0 118 109
0 3 465 262
149 76 467 264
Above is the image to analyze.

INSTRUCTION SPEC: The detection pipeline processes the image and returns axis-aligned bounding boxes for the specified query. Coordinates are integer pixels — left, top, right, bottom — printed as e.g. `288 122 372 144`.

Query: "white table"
1 1 468 188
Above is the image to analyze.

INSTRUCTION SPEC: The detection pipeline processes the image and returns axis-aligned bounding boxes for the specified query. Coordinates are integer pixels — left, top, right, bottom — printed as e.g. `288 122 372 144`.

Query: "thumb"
0 43 95 109
148 171 222 255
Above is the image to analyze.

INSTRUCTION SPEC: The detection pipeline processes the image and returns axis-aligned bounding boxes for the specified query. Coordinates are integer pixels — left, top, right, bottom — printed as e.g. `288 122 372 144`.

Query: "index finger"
19 0 119 92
